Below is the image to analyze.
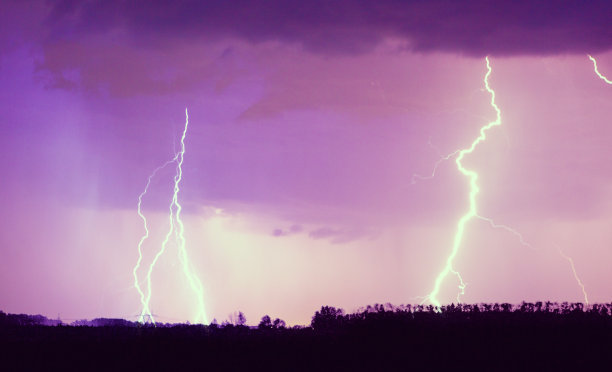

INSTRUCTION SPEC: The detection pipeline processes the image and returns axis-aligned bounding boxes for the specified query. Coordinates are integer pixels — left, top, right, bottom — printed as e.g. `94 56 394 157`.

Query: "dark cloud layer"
46 0 611 56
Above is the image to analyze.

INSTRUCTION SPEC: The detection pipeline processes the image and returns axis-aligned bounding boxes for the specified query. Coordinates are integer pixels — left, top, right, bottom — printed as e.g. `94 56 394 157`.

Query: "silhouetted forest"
2 302 612 370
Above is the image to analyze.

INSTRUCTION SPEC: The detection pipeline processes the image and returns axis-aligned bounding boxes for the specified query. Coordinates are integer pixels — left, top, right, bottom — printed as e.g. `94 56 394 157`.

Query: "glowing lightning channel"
138 108 208 325
425 57 502 308
412 147 533 253
172 108 208 324
134 159 178 323
588 55 612 84
558 247 589 306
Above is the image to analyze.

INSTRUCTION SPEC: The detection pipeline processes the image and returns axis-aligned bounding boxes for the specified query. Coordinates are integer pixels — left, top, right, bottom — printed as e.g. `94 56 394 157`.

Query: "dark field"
2 303 611 371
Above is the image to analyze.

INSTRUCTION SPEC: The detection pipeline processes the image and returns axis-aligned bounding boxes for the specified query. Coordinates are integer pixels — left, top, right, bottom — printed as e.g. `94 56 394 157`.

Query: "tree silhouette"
311 306 344 330
258 315 272 329
272 318 286 329
237 311 246 326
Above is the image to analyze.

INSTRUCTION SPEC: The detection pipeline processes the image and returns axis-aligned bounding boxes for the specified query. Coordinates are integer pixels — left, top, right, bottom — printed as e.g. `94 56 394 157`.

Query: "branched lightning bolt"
424 57 501 308
557 246 589 306
135 108 208 325
588 55 612 84
134 159 177 323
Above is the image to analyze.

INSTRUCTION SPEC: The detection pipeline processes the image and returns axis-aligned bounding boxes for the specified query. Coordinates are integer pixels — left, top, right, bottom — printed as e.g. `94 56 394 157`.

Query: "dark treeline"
2 302 612 370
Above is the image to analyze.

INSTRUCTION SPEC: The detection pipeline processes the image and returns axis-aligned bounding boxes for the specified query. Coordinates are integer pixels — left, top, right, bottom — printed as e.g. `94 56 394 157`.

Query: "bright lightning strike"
133 159 177 324
413 146 533 253
558 247 589 306
171 109 208 324
134 108 208 325
424 57 502 308
588 55 612 84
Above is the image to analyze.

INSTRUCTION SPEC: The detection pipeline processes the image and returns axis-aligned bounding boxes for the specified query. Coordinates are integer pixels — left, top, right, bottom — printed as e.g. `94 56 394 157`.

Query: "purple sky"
1 1 611 325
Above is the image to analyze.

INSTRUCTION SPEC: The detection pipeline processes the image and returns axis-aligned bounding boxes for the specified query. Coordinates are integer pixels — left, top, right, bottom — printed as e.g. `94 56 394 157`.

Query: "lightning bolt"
424 57 502 308
172 108 208 324
557 247 589 306
135 108 208 325
133 159 177 323
588 55 612 84
413 150 533 255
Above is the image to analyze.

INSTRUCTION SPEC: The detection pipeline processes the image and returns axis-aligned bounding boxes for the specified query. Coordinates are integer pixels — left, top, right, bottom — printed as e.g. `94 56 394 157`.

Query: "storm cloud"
45 0 612 56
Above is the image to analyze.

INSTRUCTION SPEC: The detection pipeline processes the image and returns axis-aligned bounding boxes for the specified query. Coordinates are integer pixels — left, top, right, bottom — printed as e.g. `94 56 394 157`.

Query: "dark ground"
1 302 611 371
